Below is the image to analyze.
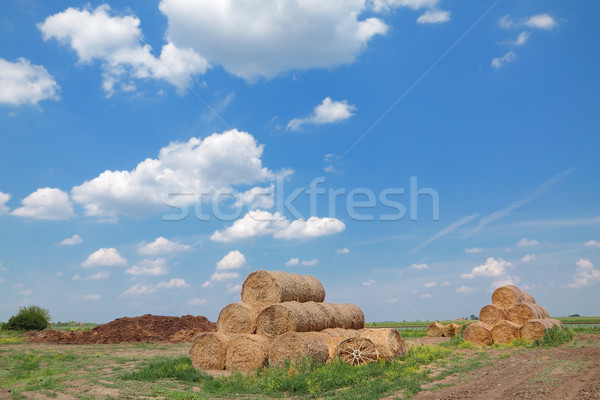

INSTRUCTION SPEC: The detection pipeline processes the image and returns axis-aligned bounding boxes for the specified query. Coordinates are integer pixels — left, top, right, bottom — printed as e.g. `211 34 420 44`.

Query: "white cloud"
59 234 83 246
424 282 436 288
125 258 168 276
72 271 110 280
462 257 514 279
225 283 242 294
11 188 75 220
419 293 432 298
137 237 191 255
409 263 428 270
123 278 189 296
0 191 10 216
500 14 557 30
159 0 389 81
19 290 34 296
456 285 476 294
235 185 275 210
216 250 246 271
39 5 208 95
465 247 483 254
72 130 276 219
202 271 241 288
517 238 539 247
0 58 60 106
83 294 101 300
491 51 516 69
585 240 600 248
490 276 518 290
337 248 350 254
82 248 127 268
302 259 319 266
287 97 356 131
285 258 300 267
274 217 346 240
363 280 375 286
417 10 450 24
566 259 600 288
370 0 439 13
514 31 530 46
521 254 536 263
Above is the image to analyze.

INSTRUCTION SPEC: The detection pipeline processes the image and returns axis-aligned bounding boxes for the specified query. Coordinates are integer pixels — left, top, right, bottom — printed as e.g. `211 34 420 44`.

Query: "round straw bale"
479 304 507 326
256 302 365 336
426 321 445 337
241 270 326 307
463 322 493 346
506 302 549 325
491 320 521 344
268 332 331 366
190 332 232 370
321 328 361 338
217 303 260 334
443 323 461 337
492 285 535 309
520 318 563 341
225 334 272 372
359 328 407 359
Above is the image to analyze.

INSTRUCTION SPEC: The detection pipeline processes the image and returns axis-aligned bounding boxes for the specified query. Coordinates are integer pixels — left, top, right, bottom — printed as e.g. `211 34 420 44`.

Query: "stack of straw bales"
190 270 407 371
426 321 473 338
464 285 562 346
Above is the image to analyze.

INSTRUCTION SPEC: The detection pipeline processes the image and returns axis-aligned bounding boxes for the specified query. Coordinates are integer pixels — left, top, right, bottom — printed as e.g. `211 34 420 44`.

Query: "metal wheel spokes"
336 337 379 365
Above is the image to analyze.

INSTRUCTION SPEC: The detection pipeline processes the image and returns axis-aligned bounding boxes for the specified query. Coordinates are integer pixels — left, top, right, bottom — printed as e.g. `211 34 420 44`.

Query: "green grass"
122 356 204 383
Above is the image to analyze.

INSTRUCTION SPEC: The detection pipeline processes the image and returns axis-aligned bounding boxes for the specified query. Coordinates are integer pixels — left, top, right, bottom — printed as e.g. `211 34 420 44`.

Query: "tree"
469 314 478 320
5 305 50 331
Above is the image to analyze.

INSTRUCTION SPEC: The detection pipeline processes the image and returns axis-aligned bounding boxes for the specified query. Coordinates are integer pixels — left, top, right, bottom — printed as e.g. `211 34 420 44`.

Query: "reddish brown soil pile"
24 314 215 344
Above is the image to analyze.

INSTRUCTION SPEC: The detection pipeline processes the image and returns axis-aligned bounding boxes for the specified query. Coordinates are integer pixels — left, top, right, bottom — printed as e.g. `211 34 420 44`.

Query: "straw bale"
225 334 272 371
491 320 521 344
507 302 549 325
463 322 493 346
359 328 407 359
479 304 507 326
189 332 232 370
443 323 461 337
268 332 331 366
520 319 563 341
426 321 445 337
492 285 536 309
217 302 260 334
241 270 325 307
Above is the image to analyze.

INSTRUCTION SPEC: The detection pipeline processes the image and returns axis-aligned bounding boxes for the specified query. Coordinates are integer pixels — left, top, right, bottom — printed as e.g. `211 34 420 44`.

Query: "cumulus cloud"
38 5 208 95
566 259 600 288
490 276 519 290
456 285 476 294
370 0 439 12
500 14 557 30
225 283 242 294
122 278 189 296
514 31 530 46
0 58 60 106
72 271 110 280
216 250 246 271
521 254 536 263
337 248 351 254
0 191 11 215
491 51 516 69
137 237 191 255
302 259 319 266
275 217 345 240
71 130 276 219
409 263 428 270
59 234 82 246
235 185 275 210
465 247 483 254
585 240 600 248
285 258 299 267
11 188 75 220
83 294 101 300
82 248 127 268
517 238 539 247
125 258 168 276
159 0 390 81
417 10 450 24
287 97 356 131
461 257 513 279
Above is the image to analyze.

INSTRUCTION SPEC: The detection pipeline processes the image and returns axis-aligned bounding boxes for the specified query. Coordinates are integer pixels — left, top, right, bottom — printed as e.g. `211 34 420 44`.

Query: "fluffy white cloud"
72 271 110 280
491 51 516 69
456 285 476 294
82 248 127 268
83 294 101 300
521 254 536 263
462 257 513 279
490 276 518 290
235 185 275 210
38 5 208 95
125 258 168 276
517 238 539 247
275 217 346 240
370 0 439 12
60 234 82 246
0 58 60 106
424 282 436 288
285 258 300 267
159 0 390 81
71 130 276 218
287 97 356 131
363 280 375 286
500 14 557 30
566 259 600 288
465 247 483 254
122 278 189 296
11 188 75 220
585 240 600 248
202 271 241 288
137 237 191 255
216 250 246 271
514 31 530 46
302 259 319 266
337 248 351 254
225 283 242 294
409 263 428 270
417 10 450 24
0 191 10 215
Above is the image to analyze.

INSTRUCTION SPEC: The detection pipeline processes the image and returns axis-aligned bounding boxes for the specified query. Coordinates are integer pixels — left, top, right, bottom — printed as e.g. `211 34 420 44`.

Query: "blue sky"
1 0 599 323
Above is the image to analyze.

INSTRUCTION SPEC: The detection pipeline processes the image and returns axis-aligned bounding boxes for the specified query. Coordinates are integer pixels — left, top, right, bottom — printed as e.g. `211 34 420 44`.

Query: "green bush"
5 305 51 331
533 326 574 347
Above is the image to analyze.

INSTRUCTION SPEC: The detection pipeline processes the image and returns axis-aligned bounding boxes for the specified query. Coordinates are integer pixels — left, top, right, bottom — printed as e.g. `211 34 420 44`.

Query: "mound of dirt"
24 314 216 344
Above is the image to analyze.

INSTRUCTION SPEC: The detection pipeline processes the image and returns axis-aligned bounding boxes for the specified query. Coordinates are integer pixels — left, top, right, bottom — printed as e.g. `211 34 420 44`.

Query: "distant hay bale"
241 270 326 307
443 323 461 337
507 302 549 325
492 285 536 309
217 303 260 334
268 332 331 366
359 328 407 359
479 304 508 326
426 321 445 337
520 319 563 341
256 302 364 336
190 332 232 370
463 322 493 346
225 334 271 371
491 320 521 344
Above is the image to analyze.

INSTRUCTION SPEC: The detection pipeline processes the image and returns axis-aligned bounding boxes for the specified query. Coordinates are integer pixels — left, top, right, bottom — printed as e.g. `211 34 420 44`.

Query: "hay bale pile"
190 270 406 371
464 285 562 346
426 321 471 337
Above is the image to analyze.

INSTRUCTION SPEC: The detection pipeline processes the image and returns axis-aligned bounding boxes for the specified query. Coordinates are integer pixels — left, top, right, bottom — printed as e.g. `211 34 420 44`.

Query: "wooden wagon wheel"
336 337 379 365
